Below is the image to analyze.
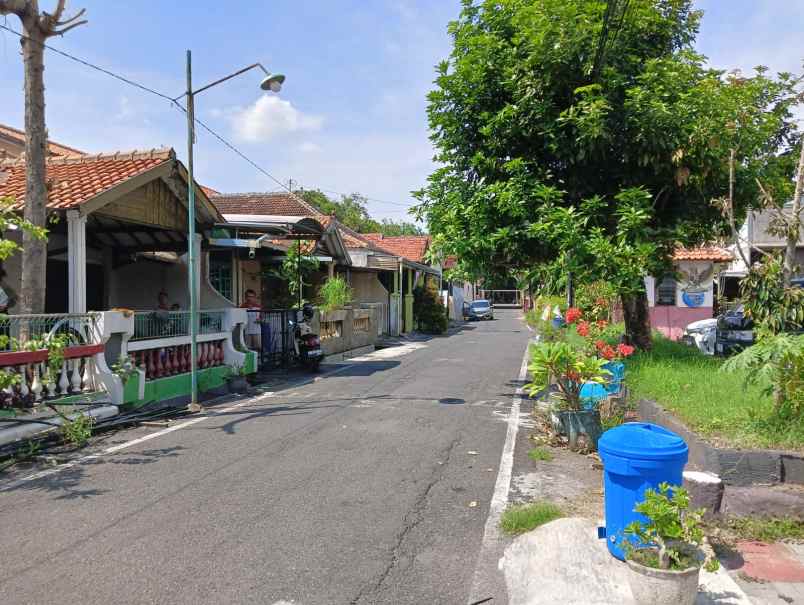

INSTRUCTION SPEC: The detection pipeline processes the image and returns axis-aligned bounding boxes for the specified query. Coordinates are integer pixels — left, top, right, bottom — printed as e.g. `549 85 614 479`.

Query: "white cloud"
298 142 322 154
227 96 323 143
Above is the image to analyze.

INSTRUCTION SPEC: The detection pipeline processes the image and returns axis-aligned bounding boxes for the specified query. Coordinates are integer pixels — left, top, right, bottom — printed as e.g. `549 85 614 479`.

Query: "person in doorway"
240 289 261 350
157 291 170 311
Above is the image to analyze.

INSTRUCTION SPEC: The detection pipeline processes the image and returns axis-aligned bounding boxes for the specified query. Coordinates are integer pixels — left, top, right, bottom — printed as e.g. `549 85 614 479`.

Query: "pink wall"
650 306 713 341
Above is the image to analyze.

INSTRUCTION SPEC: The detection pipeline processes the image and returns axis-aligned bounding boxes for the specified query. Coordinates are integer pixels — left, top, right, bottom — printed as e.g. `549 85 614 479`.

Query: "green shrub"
318 276 353 312
414 283 448 334
60 411 94 447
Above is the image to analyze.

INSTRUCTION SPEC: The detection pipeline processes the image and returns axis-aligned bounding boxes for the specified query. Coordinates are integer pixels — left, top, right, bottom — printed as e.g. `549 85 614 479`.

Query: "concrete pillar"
67 210 87 313
404 268 414 333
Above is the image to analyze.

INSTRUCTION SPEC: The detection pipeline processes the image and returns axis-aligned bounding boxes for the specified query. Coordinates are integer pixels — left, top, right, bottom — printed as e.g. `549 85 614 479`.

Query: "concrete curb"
639 399 804 486
0 404 119 448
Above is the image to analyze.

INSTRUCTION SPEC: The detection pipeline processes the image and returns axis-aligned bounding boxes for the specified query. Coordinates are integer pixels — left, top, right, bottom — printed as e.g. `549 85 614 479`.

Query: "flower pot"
602 361 625 394
557 409 602 450
626 557 700 605
227 375 249 394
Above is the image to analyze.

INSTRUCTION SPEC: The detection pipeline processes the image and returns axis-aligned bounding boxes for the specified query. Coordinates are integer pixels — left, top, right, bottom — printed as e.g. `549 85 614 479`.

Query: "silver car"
465 299 494 321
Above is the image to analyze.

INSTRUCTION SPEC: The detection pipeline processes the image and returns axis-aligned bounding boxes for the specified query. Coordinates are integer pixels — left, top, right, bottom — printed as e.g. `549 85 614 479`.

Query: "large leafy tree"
415 0 800 348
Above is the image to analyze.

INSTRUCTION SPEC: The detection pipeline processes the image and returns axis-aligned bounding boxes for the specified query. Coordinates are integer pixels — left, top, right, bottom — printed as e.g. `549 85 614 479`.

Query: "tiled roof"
443 255 458 269
361 234 431 263
0 148 173 210
200 185 220 197
673 246 733 263
0 123 85 158
210 191 321 217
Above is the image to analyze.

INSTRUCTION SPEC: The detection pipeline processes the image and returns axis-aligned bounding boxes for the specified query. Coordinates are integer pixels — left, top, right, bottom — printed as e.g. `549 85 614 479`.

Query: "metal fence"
247 309 295 370
0 312 100 350
131 310 225 341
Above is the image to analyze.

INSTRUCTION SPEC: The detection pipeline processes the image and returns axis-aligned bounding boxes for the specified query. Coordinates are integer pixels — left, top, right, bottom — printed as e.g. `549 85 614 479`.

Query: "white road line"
1 393 274 491
467 340 531 603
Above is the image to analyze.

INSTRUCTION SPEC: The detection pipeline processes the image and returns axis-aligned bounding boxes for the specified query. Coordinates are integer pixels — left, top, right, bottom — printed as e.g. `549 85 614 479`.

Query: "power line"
0 22 176 103
0 21 419 212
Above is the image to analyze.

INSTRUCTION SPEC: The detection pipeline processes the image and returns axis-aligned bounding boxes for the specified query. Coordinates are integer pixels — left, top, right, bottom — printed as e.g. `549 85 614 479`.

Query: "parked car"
465 299 494 321
681 318 718 356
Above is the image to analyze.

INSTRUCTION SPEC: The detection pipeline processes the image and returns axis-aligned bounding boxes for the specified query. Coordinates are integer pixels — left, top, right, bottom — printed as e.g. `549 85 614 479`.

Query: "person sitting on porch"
240 289 261 350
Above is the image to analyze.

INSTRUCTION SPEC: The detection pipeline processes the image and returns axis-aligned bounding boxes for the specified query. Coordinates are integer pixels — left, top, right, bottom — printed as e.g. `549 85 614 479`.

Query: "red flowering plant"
563 309 633 363
526 341 611 411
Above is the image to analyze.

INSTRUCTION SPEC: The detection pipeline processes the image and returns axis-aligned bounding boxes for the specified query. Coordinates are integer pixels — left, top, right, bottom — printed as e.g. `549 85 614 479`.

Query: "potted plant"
226 363 249 394
526 340 611 449
623 483 719 605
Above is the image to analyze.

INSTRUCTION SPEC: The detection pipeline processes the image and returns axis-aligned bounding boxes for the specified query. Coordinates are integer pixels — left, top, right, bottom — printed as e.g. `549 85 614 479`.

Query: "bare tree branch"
39 0 64 31
55 6 83 25
51 17 85 35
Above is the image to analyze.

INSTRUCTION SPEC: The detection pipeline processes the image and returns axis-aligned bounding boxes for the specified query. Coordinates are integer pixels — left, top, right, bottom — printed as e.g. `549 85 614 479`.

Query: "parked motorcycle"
292 304 324 371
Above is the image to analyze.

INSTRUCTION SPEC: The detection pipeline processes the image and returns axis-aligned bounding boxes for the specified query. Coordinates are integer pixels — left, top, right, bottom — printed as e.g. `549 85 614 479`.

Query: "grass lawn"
627 335 804 451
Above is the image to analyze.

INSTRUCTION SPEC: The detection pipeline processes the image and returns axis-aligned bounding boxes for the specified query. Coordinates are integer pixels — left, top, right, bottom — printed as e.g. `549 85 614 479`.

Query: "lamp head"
260 73 285 92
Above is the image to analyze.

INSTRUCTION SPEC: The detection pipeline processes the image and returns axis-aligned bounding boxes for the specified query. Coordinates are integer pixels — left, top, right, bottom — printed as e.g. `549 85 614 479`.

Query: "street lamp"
183 51 285 412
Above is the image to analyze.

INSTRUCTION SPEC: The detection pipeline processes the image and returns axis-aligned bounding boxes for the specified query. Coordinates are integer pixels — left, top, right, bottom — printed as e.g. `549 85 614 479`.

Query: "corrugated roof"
673 246 733 263
0 149 174 210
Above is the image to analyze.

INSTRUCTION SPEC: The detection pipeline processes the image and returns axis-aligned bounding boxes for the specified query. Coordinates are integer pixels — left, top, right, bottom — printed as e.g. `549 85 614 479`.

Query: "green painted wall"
244 350 257 375
139 365 230 406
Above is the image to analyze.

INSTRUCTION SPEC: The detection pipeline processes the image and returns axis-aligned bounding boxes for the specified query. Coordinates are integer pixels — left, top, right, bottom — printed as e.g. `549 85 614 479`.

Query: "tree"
298 189 424 236
414 0 800 348
0 1 87 314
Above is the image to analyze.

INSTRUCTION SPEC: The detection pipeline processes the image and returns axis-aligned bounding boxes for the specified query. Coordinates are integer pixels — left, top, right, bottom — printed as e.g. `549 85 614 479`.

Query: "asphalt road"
0 309 531 605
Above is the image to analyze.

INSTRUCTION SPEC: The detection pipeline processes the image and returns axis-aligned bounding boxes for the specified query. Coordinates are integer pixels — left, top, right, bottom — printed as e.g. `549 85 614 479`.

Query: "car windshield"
471 300 490 308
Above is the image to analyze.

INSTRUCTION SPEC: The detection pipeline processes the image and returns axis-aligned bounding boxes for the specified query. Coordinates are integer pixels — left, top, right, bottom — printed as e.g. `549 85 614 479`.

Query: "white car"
681 318 718 356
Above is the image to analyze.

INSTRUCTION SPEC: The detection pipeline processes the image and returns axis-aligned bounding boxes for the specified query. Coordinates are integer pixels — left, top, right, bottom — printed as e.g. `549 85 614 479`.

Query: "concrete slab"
500 517 752 605
736 542 804 583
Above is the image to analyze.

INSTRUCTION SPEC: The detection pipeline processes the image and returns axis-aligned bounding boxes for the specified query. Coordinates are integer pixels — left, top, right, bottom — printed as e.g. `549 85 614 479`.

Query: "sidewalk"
721 541 804 604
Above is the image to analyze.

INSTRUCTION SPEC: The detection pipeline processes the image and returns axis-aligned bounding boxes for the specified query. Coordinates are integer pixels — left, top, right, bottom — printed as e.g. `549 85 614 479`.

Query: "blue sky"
0 1 802 222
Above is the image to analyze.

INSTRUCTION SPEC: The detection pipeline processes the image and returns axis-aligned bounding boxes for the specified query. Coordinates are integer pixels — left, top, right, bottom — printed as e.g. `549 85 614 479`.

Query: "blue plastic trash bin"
598 422 688 560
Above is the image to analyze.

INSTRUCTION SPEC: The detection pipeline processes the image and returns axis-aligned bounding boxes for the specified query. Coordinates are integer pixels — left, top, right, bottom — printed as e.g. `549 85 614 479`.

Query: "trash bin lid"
598 422 688 461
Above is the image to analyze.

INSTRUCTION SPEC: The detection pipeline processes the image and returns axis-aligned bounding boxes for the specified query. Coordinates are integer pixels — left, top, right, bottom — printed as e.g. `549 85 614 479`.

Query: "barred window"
656 276 677 306
209 252 233 302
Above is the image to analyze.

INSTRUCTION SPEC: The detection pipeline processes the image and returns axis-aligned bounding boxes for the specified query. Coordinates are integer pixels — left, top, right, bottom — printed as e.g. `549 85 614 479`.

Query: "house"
209 192 442 336
0 146 316 406
0 122 85 160
644 247 734 340
359 233 442 333
440 255 479 321
719 201 804 299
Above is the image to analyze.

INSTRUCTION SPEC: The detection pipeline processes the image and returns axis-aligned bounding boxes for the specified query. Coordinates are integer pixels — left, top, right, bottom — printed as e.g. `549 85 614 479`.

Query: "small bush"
413 282 448 334
318 276 353 312
60 412 94 447
500 501 563 534
528 447 554 462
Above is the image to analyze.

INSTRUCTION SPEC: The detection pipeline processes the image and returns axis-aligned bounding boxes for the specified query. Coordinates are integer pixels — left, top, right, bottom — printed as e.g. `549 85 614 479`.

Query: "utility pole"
0 1 87 314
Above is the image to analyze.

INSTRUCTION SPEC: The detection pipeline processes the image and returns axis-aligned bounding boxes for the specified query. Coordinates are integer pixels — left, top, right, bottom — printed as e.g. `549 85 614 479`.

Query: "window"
209 252 233 302
656 276 677 306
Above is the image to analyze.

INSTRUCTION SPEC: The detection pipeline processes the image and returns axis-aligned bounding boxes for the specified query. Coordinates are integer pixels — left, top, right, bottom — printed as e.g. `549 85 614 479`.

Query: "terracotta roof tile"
0 123 85 158
0 148 174 210
210 191 321 216
673 246 733 263
361 234 431 263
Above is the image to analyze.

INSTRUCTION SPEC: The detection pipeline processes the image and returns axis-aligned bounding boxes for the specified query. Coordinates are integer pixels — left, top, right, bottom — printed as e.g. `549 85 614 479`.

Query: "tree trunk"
19 26 48 315
621 290 652 351
783 142 804 286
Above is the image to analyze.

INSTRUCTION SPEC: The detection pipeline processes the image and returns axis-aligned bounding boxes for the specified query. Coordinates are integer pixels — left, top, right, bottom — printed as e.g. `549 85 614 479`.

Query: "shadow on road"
326 360 401 377
1 446 186 500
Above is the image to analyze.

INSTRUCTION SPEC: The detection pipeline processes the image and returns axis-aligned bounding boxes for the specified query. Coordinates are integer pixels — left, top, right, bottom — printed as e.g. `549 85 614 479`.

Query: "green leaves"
624 482 713 571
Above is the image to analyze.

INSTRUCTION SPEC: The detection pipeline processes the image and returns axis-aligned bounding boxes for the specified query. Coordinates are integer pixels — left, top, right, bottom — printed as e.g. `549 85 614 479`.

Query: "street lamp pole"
186 50 200 411
182 50 285 412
